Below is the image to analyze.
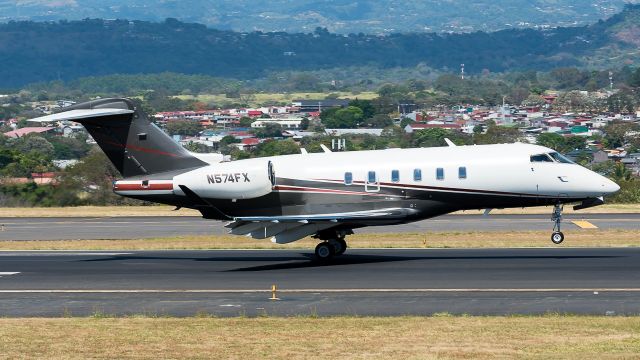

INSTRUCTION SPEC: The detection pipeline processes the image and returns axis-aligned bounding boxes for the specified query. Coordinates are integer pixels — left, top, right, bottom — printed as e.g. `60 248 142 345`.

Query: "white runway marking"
2 288 640 293
0 252 132 256
0 272 20 277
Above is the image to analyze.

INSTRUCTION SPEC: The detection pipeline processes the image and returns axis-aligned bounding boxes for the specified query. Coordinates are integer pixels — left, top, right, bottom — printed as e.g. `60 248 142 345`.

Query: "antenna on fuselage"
444 138 457 147
320 144 332 153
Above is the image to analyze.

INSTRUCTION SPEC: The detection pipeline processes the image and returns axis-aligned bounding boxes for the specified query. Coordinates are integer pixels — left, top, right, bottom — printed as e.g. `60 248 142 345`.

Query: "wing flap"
272 223 336 244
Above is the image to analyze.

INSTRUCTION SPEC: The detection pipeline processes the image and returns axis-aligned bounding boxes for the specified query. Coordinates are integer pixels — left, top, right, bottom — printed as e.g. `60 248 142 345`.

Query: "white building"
251 118 304 129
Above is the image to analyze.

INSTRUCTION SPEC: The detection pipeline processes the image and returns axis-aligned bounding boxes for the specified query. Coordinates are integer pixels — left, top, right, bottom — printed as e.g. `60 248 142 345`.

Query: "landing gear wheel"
332 238 347 256
315 242 334 261
550 203 565 245
551 231 564 244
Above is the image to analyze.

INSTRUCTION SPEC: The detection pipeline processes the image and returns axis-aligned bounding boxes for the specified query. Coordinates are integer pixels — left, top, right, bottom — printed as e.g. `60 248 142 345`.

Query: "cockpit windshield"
530 154 554 162
530 152 574 164
548 152 574 164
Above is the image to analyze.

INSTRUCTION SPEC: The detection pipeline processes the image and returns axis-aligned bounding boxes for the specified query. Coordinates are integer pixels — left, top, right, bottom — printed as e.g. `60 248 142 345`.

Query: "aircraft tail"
29 98 207 178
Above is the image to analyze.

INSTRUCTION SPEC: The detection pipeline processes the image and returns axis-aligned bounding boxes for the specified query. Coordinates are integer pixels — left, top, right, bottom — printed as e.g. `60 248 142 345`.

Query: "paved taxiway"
0 213 638 240
1 248 640 316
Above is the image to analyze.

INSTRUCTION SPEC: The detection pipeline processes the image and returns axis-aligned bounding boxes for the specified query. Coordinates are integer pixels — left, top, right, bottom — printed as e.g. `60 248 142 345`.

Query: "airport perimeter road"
0 213 638 241
0 248 640 316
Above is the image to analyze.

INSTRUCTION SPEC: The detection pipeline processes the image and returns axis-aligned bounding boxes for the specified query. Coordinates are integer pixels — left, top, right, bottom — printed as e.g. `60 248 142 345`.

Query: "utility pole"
609 71 614 91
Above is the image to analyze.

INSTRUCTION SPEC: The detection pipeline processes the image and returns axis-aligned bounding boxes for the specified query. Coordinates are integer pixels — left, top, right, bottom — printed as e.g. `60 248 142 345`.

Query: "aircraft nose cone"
605 179 621 194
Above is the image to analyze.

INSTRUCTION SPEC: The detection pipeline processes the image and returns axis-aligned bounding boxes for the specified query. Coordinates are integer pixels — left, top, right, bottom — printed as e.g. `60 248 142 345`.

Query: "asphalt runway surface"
0 213 638 241
1 248 640 316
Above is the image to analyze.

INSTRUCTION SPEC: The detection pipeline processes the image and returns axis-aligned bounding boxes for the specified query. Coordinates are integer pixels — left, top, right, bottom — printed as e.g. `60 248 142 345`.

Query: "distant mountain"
2 5 640 88
1 0 640 34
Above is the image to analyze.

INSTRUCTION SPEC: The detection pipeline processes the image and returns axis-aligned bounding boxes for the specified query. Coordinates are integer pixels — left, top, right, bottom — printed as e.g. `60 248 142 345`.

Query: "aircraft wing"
225 207 417 244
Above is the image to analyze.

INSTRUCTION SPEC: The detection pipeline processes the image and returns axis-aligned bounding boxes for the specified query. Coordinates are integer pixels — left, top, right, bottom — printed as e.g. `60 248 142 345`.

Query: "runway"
1 248 640 316
0 213 638 240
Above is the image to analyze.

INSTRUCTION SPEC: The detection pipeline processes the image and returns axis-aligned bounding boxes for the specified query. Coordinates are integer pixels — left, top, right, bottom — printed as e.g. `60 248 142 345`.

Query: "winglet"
320 144 332 153
444 138 457 147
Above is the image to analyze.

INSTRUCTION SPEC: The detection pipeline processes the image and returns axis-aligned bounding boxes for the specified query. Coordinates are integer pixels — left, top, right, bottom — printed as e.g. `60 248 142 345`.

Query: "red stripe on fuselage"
312 178 542 197
113 183 174 191
104 141 179 158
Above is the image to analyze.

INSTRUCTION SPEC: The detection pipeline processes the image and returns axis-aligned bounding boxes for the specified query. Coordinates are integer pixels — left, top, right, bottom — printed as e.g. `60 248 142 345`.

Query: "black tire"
333 238 348 256
551 231 564 244
315 242 334 261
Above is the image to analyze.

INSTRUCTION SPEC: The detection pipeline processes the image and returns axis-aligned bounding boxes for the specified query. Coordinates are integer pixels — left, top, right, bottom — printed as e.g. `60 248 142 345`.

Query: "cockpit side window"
548 152 574 164
530 154 554 163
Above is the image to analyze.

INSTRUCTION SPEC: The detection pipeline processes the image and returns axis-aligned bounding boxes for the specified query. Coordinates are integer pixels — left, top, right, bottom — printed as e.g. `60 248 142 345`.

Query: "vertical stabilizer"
30 98 207 178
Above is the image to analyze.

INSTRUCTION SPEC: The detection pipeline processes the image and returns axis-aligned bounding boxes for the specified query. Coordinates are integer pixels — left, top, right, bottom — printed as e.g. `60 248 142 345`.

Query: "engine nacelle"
173 158 275 200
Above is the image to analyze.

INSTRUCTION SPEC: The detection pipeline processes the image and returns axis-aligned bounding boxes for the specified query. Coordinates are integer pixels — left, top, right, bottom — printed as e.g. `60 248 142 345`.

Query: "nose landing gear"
551 203 564 244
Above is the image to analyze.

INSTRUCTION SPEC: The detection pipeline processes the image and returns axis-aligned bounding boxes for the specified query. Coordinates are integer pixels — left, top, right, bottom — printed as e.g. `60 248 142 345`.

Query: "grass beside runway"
0 316 638 358
0 230 639 250
0 204 639 217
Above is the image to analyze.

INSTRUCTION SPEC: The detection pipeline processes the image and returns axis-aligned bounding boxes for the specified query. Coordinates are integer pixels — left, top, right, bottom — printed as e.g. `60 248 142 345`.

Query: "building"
251 118 304 129
3 127 57 138
404 123 462 133
291 99 350 113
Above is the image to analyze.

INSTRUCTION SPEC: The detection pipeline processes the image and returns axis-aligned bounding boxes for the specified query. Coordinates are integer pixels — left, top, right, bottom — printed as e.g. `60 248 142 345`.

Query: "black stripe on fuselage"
122 177 585 222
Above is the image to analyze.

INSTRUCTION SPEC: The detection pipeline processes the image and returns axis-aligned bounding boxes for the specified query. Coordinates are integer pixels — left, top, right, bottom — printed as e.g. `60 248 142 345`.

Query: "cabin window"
548 152 574 164
391 170 400 183
368 171 377 183
530 154 553 162
138 133 147 141
414 169 422 182
344 172 353 185
459 166 467 179
436 168 444 180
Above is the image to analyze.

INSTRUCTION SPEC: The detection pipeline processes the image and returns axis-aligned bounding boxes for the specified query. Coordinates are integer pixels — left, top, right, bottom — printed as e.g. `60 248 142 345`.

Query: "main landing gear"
313 230 351 262
551 203 564 245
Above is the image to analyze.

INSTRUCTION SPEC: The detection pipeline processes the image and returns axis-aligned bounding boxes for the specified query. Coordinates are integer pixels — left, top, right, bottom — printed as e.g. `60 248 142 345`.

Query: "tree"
348 99 376 119
165 121 203 136
53 148 129 206
536 133 566 151
521 94 546 107
253 123 283 138
239 116 255 128
254 139 300 157
604 122 638 148
474 124 521 144
14 135 54 159
321 106 364 128
412 128 450 147
367 114 394 128
220 135 240 145
300 118 310 130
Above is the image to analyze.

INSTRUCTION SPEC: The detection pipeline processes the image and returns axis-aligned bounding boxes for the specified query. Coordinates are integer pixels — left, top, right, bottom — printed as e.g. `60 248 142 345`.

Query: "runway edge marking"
2 288 640 293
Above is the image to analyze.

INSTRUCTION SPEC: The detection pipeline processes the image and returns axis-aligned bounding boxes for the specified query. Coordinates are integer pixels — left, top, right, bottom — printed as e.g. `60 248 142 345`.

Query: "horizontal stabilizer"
28 108 134 123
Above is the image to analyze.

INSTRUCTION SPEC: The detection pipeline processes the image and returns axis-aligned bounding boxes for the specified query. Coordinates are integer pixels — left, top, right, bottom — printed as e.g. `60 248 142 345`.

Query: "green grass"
175 91 378 107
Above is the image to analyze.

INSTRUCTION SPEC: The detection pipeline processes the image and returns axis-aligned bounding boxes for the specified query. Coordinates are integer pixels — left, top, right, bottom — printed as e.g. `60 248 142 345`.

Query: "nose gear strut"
551 203 564 244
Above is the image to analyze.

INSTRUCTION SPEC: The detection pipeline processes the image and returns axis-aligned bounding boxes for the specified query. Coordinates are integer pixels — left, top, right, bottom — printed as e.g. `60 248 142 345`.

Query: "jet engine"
173 159 275 200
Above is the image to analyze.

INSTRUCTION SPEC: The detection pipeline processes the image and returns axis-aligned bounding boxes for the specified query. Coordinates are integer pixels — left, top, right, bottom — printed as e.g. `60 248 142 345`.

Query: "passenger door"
365 170 379 192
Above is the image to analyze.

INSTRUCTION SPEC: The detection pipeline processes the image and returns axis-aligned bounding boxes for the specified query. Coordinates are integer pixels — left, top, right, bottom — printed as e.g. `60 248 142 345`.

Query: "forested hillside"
2 5 640 88
1 0 638 34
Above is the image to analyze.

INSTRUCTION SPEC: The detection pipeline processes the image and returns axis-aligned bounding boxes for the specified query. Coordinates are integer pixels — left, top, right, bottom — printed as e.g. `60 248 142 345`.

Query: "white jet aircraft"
30 98 620 260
